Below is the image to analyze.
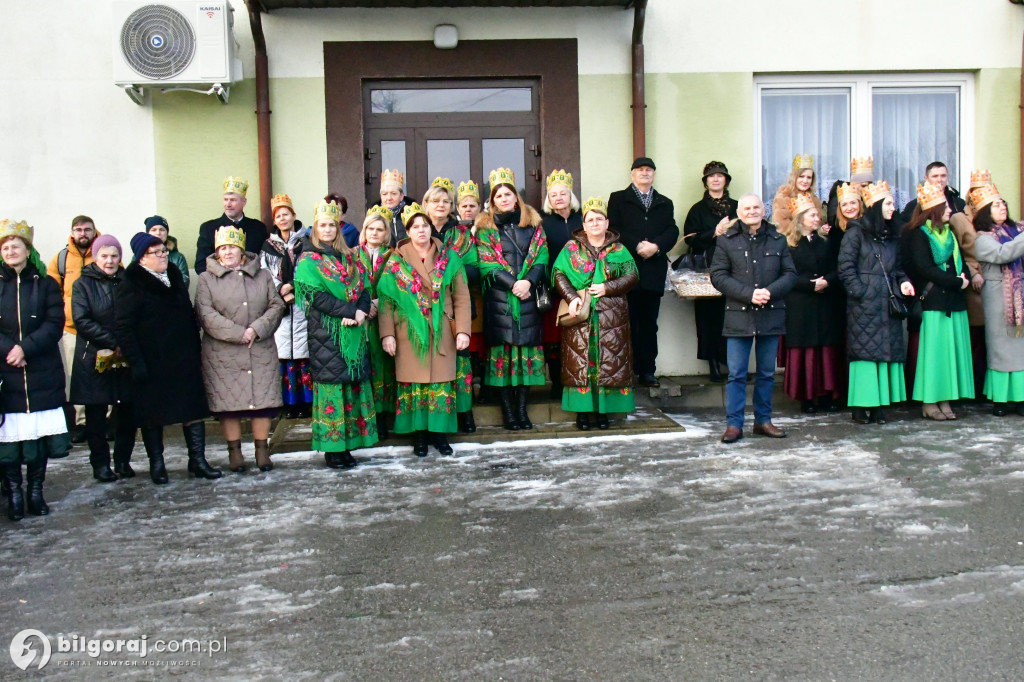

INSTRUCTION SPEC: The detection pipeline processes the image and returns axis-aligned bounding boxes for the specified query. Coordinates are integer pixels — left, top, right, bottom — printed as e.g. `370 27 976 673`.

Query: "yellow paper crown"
270 193 293 214
969 169 992 189
430 177 455 196
489 167 516 189
546 169 574 190
916 181 946 210
850 156 874 176
792 154 814 171
969 184 1001 210
457 180 480 202
837 182 862 203
861 181 892 207
581 197 607 217
223 176 248 197
0 219 33 246
214 226 246 251
366 205 394 224
380 169 404 190
401 202 428 228
313 199 342 225
787 192 817 218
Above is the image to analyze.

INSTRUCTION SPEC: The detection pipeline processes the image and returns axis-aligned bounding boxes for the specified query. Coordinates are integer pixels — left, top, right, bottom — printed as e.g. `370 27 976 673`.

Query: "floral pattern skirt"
311 381 378 452
281 359 313 406
367 322 396 413
393 381 457 434
456 353 473 413
484 345 546 387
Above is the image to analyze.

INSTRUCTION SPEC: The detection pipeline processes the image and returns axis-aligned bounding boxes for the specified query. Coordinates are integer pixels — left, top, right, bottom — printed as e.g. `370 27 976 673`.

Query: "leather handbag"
535 278 555 313
556 289 591 327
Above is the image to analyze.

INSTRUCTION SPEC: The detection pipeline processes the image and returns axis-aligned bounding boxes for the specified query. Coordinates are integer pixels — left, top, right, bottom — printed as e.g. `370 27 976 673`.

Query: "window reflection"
371 88 532 114
482 138 526 197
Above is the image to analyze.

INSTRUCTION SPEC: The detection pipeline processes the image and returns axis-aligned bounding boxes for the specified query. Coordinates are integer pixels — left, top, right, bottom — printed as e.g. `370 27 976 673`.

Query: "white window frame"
753 72 975 198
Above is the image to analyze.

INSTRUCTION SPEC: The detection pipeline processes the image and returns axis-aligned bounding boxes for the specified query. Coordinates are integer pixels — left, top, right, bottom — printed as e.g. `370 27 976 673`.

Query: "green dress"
358 245 396 414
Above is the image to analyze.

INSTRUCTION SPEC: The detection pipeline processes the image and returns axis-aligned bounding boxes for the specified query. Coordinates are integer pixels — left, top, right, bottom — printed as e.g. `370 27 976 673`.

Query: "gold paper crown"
969 184 1001 210
380 169 404 189
581 197 607 217
214 226 246 251
401 202 428 228
430 177 455 195
457 180 480 202
365 205 394 224
546 169 574 190
837 182 862 203
0 219 33 246
916 181 946 210
270 193 293 214
850 156 874 176
313 199 342 225
969 169 992 189
792 154 814 171
488 167 516 189
861 181 892 207
223 176 248 197
787 192 817 218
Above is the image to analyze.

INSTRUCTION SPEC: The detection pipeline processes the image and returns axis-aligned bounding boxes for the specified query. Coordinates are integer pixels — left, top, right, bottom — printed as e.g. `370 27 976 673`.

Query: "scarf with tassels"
476 218 548 327
293 247 369 376
376 242 464 361
552 237 637 308
994 222 1024 335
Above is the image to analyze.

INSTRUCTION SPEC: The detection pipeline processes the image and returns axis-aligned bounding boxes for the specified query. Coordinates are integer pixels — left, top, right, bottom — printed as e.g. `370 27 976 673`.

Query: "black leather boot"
376 413 390 441
515 385 533 430
499 387 520 431
432 433 454 456
25 459 48 516
413 432 429 457
596 412 610 430
458 411 476 433
183 422 222 480
575 413 591 431
140 427 168 484
1 464 24 521
546 347 563 400
851 408 870 425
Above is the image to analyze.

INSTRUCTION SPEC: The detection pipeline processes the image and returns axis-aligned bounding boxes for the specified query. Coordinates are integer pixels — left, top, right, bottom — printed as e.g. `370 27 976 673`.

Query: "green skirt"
311 381 378 452
456 354 473 413
912 310 975 403
367 320 396 413
983 369 1024 403
0 433 70 465
394 381 457 434
484 344 546 387
847 361 906 408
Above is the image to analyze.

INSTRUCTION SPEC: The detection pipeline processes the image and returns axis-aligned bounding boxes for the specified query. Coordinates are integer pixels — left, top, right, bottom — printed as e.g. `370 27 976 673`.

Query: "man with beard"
47 215 100 445
194 176 268 274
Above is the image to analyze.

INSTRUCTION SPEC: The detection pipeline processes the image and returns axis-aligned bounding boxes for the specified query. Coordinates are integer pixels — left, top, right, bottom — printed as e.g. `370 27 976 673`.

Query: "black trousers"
84 404 137 468
694 296 727 363
627 289 663 376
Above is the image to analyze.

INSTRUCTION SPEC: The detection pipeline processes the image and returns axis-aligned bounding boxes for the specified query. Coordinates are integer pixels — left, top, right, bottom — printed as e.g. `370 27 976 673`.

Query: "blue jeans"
726 335 780 429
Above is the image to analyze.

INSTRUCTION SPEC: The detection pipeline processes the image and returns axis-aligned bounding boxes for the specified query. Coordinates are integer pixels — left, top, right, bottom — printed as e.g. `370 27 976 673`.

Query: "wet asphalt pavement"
1 404 1023 680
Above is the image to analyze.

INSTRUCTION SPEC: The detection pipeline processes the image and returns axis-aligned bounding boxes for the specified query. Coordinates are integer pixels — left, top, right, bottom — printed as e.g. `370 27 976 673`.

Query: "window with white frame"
756 74 973 217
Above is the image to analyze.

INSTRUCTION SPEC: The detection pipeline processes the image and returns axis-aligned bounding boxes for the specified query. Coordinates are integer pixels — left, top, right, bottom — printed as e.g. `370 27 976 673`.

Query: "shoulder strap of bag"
58 247 69 284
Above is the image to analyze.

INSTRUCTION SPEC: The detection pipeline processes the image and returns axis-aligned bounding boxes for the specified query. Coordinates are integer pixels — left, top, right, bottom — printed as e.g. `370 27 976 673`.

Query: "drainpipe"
1020 20 1024 217
630 0 649 159
245 1 273 227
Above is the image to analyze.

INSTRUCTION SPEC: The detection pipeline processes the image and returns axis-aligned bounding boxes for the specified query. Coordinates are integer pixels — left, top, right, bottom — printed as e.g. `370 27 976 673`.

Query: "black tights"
84 404 137 468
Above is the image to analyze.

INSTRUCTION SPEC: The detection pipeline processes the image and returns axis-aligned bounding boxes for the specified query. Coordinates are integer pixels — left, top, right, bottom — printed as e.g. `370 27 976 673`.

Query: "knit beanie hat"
91 234 122 258
130 232 163 262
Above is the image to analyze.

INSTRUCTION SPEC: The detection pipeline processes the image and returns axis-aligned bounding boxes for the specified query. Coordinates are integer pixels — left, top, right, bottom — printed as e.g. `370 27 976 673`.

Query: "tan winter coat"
378 238 471 384
195 253 285 413
950 211 985 326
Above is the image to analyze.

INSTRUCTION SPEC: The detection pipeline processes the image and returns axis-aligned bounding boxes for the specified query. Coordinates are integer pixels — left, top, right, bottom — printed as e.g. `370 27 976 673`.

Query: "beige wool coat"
196 253 286 413
378 238 471 384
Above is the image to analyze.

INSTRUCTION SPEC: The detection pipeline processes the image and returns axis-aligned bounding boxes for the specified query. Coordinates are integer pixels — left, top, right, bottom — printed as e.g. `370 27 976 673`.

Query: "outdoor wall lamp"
434 24 458 49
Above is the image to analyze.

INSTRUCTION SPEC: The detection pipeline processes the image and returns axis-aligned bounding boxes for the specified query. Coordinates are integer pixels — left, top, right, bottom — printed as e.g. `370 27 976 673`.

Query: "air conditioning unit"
112 1 243 104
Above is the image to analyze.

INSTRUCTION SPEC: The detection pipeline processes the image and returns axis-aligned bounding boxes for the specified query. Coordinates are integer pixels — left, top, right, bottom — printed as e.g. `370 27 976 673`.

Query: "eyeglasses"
145 248 169 256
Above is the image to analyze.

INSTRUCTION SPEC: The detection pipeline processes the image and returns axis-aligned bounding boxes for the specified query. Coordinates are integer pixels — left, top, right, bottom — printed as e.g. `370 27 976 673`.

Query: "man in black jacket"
898 161 966 223
194 177 268 274
607 157 679 388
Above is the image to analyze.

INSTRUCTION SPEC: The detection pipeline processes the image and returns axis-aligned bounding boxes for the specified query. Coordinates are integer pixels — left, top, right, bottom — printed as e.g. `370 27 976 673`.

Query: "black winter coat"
70 264 132 406
481 217 547 348
608 186 679 292
837 220 909 363
899 186 966 224
302 244 372 385
709 220 797 337
903 226 970 314
541 210 582 265
783 236 842 347
114 262 209 428
372 196 417 247
682 193 738 266
195 214 269 274
0 263 65 415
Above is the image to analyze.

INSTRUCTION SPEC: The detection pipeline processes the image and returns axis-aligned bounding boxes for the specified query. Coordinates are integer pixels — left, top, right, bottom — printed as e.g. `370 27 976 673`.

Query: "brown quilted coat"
552 230 638 388
195 253 286 413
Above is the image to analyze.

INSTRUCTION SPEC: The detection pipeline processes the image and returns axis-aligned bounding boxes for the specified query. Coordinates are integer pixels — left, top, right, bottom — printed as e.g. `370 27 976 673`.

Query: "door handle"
529 144 541 157
366 171 378 185
530 169 542 181
364 147 376 160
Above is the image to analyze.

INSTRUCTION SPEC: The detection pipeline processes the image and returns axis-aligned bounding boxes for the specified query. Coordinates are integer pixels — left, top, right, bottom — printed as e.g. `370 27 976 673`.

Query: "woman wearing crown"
476 168 549 430
838 181 915 425
552 198 638 430
378 203 471 457
904 181 974 420
358 205 396 440
772 155 825 238
781 194 842 413
424 177 480 434
294 199 377 469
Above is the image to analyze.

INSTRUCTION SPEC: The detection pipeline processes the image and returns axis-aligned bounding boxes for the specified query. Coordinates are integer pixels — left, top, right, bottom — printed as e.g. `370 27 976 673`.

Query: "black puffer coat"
301 243 372 385
837 220 909 363
710 220 797 337
114 262 209 428
0 262 65 414
784 236 843 347
478 209 547 348
70 264 132 406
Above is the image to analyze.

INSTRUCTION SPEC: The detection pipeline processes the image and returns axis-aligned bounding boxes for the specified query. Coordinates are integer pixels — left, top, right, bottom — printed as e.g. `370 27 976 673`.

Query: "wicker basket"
669 270 721 299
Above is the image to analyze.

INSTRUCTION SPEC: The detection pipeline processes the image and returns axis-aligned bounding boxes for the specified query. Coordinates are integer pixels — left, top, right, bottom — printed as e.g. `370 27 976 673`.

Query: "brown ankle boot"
227 439 247 473
254 439 273 472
